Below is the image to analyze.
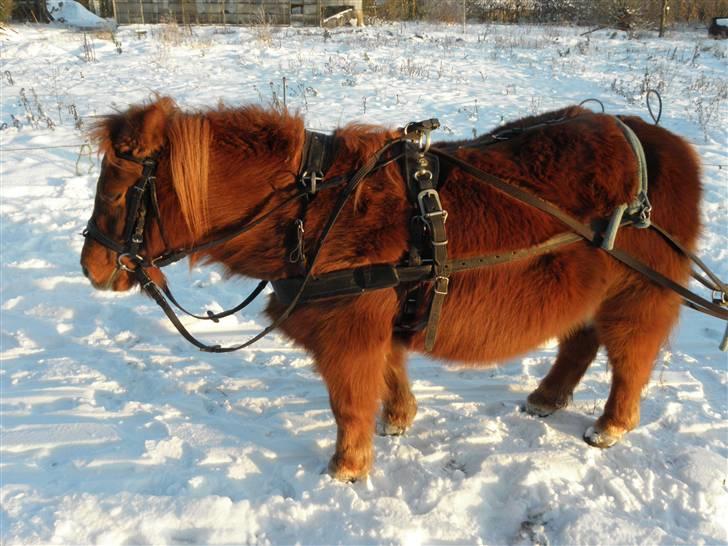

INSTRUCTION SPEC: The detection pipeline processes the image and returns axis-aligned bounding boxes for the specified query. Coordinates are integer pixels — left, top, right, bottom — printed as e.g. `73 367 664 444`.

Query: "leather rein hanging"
84 116 728 353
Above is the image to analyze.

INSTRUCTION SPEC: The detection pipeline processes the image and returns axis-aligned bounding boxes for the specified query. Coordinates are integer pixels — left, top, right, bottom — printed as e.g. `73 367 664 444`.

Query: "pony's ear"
117 97 177 157
138 97 177 154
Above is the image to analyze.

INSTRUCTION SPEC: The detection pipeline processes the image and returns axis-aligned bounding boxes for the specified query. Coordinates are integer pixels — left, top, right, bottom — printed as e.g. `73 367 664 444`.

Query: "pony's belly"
421 262 604 364
428 319 561 364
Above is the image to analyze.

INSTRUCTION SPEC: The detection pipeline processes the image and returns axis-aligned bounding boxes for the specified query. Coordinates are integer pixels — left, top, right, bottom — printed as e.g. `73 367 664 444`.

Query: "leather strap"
162 280 268 323
271 232 584 306
299 130 338 194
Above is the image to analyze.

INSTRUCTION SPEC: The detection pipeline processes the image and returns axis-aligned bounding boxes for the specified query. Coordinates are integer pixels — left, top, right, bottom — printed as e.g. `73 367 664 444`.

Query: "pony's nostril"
82 265 90 279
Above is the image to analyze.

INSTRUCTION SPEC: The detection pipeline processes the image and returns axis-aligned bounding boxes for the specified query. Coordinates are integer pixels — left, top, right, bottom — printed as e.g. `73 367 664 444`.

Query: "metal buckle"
417 188 448 223
713 290 727 306
632 191 652 228
301 171 323 194
434 275 449 295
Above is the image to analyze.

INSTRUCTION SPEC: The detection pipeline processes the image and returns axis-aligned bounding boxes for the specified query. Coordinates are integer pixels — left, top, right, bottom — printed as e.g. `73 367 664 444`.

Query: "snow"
46 0 114 30
1 21 727 545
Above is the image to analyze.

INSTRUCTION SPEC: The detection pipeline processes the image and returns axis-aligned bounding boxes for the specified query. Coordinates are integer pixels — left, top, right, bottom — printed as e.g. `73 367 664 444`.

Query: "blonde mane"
168 114 210 241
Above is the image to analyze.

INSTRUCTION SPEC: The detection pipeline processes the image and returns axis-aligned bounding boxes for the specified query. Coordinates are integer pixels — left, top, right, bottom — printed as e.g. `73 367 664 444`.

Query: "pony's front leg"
318 328 390 481
280 293 398 481
324 346 386 481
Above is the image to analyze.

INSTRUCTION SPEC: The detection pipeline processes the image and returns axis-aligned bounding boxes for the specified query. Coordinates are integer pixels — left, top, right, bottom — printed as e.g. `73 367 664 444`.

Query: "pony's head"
80 97 211 291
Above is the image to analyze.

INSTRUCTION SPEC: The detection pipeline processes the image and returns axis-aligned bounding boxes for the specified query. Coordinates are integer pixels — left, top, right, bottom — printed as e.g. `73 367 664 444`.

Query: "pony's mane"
90 98 211 241
168 114 210 241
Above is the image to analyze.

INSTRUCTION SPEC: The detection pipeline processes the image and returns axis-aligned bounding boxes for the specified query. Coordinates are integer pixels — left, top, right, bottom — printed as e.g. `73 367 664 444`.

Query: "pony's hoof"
380 396 417 436
583 425 620 448
327 457 369 483
524 399 557 417
525 390 568 417
378 420 407 436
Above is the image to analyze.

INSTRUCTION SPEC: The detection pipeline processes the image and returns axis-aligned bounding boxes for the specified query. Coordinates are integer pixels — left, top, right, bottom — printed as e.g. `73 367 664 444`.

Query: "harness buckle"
713 290 727 306
300 171 323 194
417 188 448 223
631 190 652 229
434 275 449 295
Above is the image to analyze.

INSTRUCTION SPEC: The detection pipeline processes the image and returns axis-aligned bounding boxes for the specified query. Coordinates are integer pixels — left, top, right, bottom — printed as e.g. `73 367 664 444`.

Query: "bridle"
83 152 166 277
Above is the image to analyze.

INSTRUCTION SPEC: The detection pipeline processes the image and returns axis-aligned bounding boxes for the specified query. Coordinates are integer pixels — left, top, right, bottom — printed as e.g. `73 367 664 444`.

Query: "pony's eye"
100 191 123 204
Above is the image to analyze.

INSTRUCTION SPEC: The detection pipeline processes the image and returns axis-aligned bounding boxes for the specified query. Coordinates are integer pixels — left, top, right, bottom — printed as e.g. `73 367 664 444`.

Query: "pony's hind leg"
585 284 681 448
526 324 600 416
380 340 417 436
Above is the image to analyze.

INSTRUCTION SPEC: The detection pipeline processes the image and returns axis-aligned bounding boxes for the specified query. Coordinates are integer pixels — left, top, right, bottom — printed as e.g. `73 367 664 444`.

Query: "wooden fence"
110 1 363 25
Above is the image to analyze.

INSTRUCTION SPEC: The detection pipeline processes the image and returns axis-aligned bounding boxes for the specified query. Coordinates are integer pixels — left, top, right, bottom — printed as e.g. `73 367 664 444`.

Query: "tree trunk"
659 0 668 37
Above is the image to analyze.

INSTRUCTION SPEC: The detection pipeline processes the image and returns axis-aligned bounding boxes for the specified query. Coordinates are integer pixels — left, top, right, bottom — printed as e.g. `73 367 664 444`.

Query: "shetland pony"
80 98 701 480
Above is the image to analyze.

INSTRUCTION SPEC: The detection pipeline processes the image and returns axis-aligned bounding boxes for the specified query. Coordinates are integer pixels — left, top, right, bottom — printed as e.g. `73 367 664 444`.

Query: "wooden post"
659 0 668 37
462 0 466 33
138 0 144 24
111 0 117 22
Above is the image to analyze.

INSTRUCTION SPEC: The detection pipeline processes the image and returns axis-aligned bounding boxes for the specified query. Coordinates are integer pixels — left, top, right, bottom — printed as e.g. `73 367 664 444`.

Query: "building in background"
9 0 364 25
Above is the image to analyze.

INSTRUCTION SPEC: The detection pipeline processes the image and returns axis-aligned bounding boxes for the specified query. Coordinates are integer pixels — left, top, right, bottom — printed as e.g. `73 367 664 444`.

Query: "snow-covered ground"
1 20 726 545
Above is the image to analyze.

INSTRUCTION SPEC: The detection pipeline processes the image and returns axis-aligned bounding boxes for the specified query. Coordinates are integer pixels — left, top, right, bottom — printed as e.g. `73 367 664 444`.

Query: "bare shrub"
18 88 55 130
250 6 274 46
421 0 464 23
1 0 14 22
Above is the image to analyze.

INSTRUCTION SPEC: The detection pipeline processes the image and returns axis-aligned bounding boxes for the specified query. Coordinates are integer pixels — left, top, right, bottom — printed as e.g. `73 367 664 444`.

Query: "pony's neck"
198 109 410 280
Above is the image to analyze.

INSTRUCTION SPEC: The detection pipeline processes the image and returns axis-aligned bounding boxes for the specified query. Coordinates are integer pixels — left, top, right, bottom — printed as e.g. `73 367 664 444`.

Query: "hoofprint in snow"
1 20 726 546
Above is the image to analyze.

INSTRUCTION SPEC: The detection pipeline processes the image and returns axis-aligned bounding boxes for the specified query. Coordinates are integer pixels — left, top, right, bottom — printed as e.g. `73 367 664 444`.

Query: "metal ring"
418 131 432 153
578 98 605 113
117 253 140 272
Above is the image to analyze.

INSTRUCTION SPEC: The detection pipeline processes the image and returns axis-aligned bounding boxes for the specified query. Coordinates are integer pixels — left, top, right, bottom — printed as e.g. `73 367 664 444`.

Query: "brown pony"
80 98 701 481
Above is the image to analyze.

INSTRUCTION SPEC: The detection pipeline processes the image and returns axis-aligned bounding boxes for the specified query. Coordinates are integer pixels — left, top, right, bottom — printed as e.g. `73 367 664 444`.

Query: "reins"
84 114 728 353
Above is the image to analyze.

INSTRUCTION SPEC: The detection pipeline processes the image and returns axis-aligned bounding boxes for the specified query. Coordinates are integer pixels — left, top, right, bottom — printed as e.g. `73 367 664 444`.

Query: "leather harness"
83 114 728 353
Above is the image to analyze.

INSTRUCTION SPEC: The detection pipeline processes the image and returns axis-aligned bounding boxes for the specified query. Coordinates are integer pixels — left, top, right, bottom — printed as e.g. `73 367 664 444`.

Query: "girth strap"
271 232 585 306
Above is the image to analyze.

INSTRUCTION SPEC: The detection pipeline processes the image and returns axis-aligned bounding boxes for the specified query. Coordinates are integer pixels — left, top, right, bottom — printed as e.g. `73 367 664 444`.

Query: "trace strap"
428 146 728 324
